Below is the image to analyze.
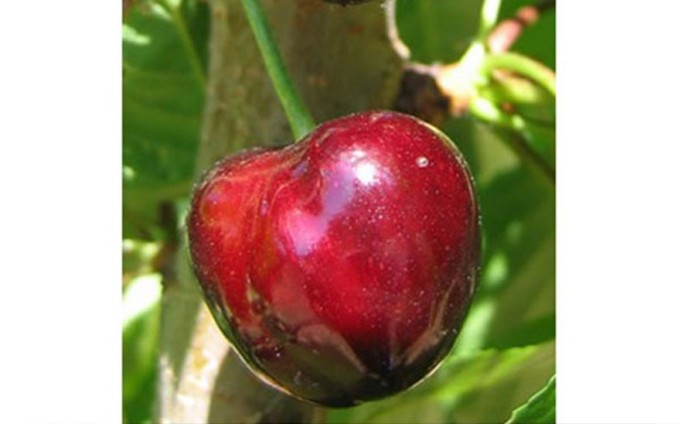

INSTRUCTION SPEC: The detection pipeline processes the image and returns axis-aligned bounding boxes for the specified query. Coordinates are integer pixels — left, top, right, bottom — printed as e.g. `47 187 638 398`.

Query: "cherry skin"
187 111 480 407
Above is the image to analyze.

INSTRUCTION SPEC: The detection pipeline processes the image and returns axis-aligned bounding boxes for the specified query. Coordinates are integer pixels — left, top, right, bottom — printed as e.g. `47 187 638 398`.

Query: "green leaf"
327 341 555 424
123 273 163 424
123 239 162 279
396 0 555 70
447 118 555 354
396 0 483 63
507 375 556 424
123 0 209 238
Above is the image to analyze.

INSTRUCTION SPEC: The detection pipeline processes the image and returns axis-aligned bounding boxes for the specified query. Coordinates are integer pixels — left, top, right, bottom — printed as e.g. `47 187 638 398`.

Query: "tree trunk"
157 0 402 422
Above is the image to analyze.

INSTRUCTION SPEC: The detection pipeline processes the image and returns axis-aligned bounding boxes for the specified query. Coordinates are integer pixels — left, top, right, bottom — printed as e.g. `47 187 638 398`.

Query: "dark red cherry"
187 111 480 407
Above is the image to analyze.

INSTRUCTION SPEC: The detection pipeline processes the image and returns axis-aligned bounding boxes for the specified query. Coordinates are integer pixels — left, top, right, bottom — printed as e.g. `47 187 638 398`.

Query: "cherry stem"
477 0 503 40
239 0 316 140
482 52 556 96
469 96 555 184
480 74 554 108
453 0 503 72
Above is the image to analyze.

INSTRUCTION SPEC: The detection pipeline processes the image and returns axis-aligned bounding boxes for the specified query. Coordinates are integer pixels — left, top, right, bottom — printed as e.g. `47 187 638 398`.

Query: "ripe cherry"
187 111 480 406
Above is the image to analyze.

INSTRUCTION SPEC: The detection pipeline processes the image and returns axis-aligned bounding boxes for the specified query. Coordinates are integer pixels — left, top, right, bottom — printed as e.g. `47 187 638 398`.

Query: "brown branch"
157 0 402 422
493 127 556 185
393 63 449 126
385 0 411 61
487 0 555 54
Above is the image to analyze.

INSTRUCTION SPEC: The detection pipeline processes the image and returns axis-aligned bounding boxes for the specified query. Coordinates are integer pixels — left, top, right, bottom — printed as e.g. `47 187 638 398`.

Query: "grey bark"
157 0 402 422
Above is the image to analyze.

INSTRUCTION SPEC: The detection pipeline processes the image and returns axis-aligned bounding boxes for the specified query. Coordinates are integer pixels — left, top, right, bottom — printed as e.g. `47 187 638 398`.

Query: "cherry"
187 111 480 407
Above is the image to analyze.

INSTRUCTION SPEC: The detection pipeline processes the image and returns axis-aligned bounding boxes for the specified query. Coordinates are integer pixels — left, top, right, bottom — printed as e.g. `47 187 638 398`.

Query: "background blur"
123 0 555 422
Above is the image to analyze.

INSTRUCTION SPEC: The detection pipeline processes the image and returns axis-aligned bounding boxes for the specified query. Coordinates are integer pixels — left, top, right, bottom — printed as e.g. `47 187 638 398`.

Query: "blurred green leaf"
396 0 483 63
327 341 554 424
477 167 554 350
507 375 556 424
396 0 555 69
123 239 162 280
522 123 556 172
123 273 163 424
480 75 555 124
451 120 554 354
123 0 209 239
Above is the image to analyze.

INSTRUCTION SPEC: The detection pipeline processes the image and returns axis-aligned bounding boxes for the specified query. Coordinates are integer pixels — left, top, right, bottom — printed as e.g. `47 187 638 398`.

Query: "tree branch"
157 0 402 422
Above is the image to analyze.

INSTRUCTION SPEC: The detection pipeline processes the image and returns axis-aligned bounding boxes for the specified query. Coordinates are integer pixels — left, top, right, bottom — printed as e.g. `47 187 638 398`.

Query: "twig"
487 0 555 54
477 0 503 40
495 128 555 185
482 52 556 96
385 0 410 61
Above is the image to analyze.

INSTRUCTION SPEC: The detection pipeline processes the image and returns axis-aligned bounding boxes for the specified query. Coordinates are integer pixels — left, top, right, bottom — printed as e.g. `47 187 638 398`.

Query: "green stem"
469 96 555 184
480 75 554 107
469 96 527 132
158 0 206 90
239 0 316 140
477 0 503 41
482 52 556 96
446 0 502 79
453 0 502 72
